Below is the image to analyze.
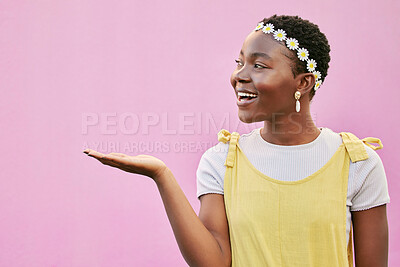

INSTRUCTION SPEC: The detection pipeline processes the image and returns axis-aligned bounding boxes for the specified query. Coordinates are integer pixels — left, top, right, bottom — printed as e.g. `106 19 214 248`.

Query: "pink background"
1 0 399 266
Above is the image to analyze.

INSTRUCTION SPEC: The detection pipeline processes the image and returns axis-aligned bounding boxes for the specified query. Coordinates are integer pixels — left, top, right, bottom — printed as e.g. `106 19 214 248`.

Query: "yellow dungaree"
217 129 383 267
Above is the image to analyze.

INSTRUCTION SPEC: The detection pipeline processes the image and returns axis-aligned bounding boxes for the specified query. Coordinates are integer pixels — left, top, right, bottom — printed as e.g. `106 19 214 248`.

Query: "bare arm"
83 149 231 267
156 170 231 267
198 193 231 265
352 204 388 267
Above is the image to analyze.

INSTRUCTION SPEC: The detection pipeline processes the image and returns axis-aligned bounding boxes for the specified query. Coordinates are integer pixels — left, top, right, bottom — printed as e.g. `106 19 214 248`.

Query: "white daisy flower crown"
255 22 322 91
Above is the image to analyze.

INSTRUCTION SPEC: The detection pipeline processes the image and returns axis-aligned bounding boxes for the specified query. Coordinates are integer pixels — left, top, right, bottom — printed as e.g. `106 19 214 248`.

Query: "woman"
84 15 389 266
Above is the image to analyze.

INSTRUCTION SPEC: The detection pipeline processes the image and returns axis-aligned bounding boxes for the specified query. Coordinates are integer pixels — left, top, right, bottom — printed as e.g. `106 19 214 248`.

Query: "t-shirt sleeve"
350 144 390 211
196 143 229 200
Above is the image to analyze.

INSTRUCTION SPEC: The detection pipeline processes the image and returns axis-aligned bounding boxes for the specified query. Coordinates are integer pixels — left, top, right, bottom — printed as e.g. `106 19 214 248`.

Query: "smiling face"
230 30 302 123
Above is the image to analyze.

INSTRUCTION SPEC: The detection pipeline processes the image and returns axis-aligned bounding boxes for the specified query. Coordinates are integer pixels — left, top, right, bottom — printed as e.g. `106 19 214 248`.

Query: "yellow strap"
340 132 383 163
347 222 354 267
217 129 232 144
217 129 240 167
361 137 383 150
340 132 368 162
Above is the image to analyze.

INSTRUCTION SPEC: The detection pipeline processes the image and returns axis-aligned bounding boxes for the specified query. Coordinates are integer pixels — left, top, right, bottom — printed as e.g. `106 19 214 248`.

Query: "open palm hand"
83 149 168 181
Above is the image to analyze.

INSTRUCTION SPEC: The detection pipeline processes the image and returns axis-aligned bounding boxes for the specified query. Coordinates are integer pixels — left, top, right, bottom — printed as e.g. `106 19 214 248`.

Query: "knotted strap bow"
340 132 383 163
218 129 240 167
361 137 383 151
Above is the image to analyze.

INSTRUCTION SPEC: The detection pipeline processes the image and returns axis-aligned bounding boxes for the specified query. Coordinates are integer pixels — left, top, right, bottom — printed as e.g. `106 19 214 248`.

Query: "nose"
232 65 251 83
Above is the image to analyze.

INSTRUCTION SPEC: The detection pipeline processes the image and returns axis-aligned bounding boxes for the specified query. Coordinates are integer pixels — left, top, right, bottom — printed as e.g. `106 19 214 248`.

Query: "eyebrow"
240 50 271 60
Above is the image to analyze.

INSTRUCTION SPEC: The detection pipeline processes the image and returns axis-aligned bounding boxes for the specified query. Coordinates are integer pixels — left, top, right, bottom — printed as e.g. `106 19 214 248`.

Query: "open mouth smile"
237 92 258 106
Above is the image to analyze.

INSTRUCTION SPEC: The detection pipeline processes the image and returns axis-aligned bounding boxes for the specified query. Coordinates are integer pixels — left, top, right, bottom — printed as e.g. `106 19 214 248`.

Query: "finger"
98 155 147 174
102 154 131 165
98 155 134 172
84 150 132 171
86 150 106 159
109 152 128 158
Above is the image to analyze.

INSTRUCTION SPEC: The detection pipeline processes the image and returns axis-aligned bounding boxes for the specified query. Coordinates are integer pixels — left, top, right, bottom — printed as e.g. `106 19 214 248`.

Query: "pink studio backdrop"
1 0 399 266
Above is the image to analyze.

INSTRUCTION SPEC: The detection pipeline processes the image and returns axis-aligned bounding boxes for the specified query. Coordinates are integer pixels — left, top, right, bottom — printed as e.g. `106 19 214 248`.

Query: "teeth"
238 92 257 98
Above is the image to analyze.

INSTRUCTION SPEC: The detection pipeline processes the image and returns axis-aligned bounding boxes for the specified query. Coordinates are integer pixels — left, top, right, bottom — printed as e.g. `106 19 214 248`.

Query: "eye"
234 59 243 67
254 63 267 69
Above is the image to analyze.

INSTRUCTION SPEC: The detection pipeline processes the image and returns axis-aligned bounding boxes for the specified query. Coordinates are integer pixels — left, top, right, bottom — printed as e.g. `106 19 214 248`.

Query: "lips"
236 88 258 95
236 89 258 107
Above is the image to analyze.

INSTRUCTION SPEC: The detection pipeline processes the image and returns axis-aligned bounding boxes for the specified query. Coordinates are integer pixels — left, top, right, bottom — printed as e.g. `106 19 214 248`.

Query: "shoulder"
197 128 259 172
196 133 238 199
319 127 384 172
350 143 389 211
323 128 383 158
336 128 384 166
362 142 383 163
352 141 385 177
329 129 390 210
199 141 229 165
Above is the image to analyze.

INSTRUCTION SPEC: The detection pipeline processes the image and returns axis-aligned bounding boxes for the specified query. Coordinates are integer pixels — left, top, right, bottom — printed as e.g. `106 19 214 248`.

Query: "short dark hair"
259 15 331 100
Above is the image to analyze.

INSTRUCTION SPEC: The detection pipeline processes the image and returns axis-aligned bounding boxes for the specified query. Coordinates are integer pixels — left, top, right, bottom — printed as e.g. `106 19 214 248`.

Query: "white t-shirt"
196 127 390 245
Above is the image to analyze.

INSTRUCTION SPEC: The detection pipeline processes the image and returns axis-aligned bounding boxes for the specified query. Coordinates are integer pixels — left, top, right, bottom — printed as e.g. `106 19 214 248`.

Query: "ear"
295 72 316 96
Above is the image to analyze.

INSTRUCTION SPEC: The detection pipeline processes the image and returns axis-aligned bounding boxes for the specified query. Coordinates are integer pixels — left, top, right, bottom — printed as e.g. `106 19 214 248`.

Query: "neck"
261 110 320 146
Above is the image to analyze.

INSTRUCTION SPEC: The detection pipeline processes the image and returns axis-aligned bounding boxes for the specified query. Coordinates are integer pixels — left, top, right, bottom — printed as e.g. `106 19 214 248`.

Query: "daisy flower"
313 71 321 80
297 48 309 61
254 22 264 31
273 29 287 41
307 59 317 72
314 80 322 90
262 23 274 34
286 38 299 50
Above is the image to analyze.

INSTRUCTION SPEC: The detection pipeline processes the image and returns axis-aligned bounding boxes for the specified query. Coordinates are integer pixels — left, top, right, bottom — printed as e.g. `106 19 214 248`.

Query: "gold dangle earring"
294 91 301 112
